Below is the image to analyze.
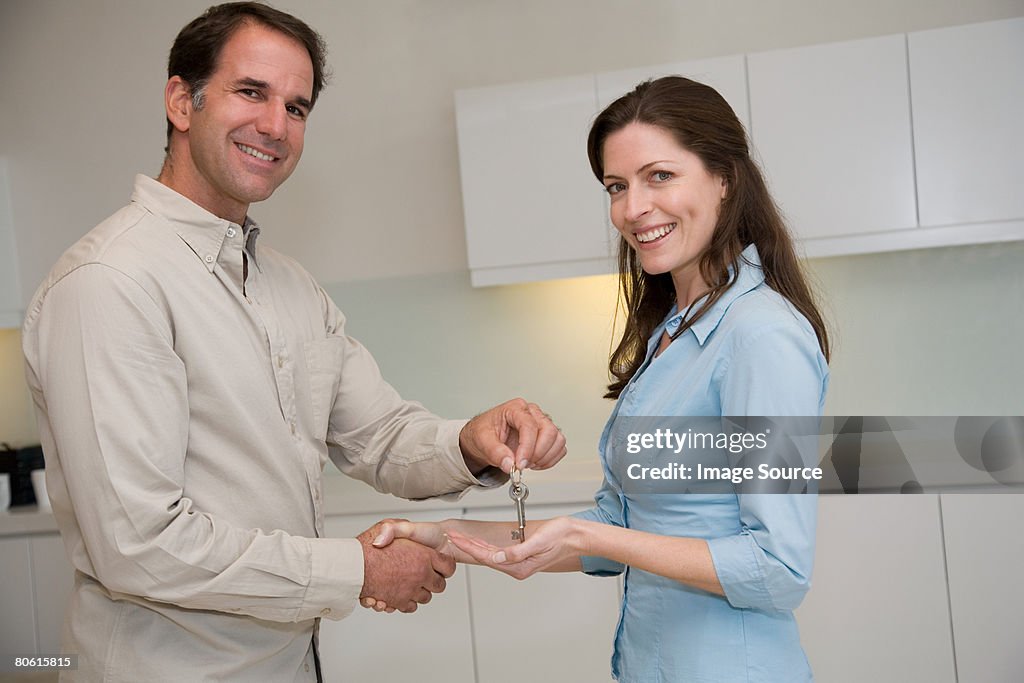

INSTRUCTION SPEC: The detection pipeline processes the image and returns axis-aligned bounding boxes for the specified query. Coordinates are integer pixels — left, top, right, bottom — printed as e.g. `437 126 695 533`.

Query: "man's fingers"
431 548 456 578
507 403 539 470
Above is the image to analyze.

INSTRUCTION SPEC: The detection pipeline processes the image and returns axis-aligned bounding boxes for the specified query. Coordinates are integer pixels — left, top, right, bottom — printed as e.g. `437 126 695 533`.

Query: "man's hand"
357 520 456 614
460 398 567 474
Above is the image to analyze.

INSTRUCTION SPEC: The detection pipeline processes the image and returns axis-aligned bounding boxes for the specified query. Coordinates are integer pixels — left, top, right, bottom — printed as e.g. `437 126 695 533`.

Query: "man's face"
177 22 314 221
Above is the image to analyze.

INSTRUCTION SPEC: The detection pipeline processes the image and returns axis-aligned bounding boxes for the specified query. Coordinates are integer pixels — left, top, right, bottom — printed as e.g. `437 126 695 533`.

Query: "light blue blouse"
575 245 829 682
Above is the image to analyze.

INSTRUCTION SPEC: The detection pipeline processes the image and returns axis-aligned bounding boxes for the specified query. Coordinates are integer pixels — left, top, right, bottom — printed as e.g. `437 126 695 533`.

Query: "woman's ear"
165 76 192 134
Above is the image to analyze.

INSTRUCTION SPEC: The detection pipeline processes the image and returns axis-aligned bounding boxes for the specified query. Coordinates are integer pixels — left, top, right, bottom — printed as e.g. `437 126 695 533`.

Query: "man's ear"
165 76 192 134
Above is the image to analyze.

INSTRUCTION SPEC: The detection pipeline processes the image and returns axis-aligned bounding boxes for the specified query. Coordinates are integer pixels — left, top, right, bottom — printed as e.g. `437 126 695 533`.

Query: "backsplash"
0 328 37 447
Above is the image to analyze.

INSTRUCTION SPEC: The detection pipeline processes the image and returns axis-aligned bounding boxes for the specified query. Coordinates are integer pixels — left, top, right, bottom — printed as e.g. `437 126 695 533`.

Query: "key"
509 467 529 543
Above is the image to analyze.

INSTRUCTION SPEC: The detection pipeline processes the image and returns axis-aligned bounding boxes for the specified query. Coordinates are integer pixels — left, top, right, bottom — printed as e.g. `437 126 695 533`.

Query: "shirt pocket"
303 337 346 437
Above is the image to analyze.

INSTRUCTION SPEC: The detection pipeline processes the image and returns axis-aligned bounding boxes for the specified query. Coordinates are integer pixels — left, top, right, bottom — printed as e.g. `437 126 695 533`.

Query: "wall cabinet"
455 76 610 287
909 18 1024 228
746 34 918 241
455 18 1024 287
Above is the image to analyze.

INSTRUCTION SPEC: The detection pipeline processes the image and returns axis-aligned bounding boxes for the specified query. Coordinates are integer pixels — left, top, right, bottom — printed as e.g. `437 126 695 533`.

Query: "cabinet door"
319 510 475 683
466 504 619 683
909 18 1024 227
456 76 610 287
30 534 74 654
940 494 1024 683
795 495 955 682
747 34 918 241
0 537 36 653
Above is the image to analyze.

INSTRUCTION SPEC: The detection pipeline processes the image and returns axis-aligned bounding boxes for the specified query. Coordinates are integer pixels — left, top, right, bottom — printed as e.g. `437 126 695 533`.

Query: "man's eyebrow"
233 77 312 111
233 77 270 90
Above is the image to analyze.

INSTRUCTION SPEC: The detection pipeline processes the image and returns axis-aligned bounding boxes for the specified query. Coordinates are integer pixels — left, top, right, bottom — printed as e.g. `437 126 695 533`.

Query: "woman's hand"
447 516 584 579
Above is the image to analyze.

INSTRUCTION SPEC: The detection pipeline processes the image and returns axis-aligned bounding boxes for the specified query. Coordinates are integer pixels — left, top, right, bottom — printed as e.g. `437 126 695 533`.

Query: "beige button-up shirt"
22 175 491 682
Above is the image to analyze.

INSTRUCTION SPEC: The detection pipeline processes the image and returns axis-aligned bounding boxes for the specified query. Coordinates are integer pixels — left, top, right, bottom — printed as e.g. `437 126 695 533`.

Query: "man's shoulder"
50 202 163 276
24 201 172 321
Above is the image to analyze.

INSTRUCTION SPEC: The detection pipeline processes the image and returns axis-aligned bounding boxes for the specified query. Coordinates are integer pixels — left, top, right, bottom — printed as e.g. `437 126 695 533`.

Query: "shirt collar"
663 243 766 346
129 174 261 272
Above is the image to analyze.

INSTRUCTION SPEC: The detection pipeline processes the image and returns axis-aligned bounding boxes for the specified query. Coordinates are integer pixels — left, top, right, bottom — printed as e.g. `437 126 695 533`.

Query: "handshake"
355 515 585 614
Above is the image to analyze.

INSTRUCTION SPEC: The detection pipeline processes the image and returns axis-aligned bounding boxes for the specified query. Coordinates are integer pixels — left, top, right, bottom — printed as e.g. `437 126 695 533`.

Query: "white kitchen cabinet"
0 537 37 654
319 509 476 683
455 75 610 287
0 532 72 659
466 503 620 683
940 494 1024 683
30 534 73 654
747 34 918 243
909 18 1024 228
795 495 956 683
0 158 23 327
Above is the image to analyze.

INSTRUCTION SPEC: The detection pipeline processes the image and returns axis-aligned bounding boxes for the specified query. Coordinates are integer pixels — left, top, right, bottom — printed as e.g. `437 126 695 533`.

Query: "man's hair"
164 1 329 152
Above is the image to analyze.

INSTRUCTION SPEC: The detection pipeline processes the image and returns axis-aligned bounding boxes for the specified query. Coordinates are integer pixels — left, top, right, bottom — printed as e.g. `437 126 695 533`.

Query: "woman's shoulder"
720 283 817 341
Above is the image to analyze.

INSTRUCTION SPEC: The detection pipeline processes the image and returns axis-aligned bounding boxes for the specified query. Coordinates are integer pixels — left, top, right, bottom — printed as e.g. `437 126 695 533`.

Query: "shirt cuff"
301 537 364 622
706 533 770 610
429 419 508 500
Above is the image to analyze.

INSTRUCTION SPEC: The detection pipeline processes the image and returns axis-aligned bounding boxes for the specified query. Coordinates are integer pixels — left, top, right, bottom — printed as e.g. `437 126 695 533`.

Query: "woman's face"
602 122 727 304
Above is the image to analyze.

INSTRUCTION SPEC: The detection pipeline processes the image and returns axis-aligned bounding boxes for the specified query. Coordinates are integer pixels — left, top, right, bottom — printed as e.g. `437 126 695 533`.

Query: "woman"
369 76 830 682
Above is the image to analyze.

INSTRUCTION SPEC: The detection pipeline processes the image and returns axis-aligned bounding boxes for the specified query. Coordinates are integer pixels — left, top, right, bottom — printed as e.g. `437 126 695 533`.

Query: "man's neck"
157 156 248 226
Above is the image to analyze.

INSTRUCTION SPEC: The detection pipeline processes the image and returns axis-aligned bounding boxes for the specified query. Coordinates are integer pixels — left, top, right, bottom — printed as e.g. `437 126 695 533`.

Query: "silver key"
509 467 529 543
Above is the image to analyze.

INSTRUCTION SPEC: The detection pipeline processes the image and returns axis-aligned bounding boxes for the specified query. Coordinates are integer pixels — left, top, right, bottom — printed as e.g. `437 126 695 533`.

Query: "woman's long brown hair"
588 77 830 399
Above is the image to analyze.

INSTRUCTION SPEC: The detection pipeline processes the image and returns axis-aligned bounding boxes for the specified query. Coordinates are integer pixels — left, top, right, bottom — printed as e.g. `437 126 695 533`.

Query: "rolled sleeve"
706 494 816 611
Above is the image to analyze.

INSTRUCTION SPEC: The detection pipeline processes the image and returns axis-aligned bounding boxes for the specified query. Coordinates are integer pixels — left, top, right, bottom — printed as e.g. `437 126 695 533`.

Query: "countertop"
0 459 604 538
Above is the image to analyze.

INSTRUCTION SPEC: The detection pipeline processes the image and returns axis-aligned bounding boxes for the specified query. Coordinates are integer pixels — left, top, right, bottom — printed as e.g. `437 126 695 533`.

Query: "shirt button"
277 355 284 368
290 422 297 435
321 608 331 616
304 663 310 672
204 254 214 263
226 227 237 238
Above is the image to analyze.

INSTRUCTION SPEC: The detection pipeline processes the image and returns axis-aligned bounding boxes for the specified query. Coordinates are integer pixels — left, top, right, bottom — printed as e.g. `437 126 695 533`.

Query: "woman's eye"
605 182 626 195
652 170 673 182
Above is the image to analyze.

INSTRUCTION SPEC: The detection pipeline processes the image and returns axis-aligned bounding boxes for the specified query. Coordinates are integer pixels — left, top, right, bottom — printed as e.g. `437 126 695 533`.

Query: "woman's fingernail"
372 534 386 546
493 551 507 563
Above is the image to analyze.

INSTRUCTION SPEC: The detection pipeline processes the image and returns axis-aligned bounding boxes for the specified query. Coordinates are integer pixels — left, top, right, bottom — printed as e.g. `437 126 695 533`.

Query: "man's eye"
239 89 260 98
286 105 307 119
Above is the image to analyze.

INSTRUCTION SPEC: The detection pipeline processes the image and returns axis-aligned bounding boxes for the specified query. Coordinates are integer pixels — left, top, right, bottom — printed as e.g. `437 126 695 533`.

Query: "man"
21 3 565 681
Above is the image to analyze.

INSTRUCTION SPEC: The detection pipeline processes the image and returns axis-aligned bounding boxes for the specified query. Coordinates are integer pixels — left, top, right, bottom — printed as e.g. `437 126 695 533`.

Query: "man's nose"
256 101 288 140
